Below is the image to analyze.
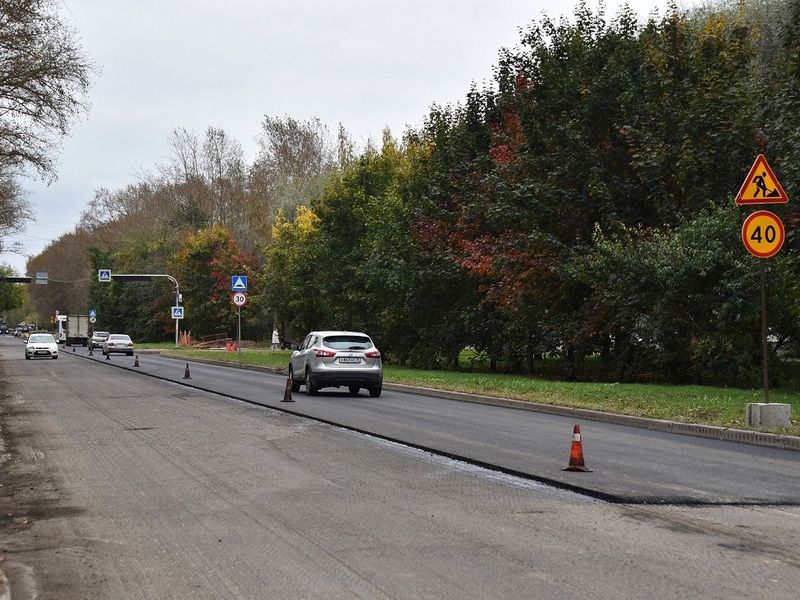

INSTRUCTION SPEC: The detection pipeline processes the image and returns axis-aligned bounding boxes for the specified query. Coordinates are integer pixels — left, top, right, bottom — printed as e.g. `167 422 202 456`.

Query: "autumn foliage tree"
169 224 262 340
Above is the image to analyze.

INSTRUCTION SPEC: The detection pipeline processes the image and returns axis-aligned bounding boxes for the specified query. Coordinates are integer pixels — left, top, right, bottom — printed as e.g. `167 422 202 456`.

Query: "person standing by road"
272 327 280 351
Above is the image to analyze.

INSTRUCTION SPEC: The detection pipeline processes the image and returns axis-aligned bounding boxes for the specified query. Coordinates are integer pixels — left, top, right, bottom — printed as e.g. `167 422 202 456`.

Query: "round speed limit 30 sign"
742 210 785 258
232 292 247 306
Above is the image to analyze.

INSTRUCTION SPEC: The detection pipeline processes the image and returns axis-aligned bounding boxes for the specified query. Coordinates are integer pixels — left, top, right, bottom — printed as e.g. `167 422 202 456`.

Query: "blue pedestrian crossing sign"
98 269 111 282
172 306 184 319
232 275 247 291
89 310 97 318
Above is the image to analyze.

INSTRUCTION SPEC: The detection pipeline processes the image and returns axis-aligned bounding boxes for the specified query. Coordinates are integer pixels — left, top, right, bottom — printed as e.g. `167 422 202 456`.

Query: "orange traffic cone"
106 350 110 360
282 378 295 402
183 362 191 379
134 354 140 367
563 424 592 472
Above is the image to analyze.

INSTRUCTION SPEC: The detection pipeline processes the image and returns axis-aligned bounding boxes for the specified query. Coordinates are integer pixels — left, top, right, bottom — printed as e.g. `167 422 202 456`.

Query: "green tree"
94 234 180 341
405 97 501 368
584 203 792 386
261 205 329 340
0 263 26 314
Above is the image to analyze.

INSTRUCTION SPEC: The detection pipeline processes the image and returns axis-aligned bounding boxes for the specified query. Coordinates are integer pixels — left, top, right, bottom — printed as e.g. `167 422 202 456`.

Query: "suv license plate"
339 357 361 364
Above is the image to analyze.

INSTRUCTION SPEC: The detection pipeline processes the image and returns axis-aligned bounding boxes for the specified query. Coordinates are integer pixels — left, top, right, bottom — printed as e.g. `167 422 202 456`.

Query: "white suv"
289 331 383 397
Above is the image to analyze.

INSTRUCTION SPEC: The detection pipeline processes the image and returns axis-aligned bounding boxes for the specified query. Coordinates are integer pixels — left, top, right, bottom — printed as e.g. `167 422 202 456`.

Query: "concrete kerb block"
0 569 10 600
746 403 792 428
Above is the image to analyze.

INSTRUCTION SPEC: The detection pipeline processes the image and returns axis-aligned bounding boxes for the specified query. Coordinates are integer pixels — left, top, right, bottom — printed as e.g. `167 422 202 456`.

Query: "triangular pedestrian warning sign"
735 154 789 205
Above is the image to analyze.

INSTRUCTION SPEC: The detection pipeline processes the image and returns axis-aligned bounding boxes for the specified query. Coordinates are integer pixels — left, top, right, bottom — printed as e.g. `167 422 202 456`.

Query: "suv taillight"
313 348 336 357
365 349 381 358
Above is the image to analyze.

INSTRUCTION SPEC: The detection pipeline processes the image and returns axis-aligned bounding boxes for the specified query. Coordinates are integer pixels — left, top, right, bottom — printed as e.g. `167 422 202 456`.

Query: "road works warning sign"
735 154 788 205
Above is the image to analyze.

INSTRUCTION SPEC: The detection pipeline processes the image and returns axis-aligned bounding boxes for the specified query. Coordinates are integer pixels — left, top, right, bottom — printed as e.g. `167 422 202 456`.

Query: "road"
76 341 800 504
1 336 799 599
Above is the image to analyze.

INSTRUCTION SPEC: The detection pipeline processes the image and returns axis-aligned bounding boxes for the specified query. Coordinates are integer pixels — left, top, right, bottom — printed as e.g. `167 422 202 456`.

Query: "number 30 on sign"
742 210 785 258
232 292 247 306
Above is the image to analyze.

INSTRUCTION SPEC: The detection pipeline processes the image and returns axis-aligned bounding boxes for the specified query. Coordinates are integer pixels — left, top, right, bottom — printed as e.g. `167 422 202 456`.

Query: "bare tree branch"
0 0 95 255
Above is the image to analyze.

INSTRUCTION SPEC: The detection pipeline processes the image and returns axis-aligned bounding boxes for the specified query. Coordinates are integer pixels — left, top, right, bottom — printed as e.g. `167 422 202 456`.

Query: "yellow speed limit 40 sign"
742 210 785 258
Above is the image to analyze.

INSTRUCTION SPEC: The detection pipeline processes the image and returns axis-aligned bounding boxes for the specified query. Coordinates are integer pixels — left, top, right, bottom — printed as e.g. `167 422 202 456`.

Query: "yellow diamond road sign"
735 154 788 205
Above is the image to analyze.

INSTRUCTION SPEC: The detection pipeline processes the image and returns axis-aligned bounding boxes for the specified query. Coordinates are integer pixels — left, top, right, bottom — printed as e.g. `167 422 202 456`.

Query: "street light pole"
165 275 181 349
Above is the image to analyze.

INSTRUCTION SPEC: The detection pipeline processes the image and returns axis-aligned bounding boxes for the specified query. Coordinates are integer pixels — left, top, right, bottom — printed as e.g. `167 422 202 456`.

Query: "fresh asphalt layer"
61 345 800 505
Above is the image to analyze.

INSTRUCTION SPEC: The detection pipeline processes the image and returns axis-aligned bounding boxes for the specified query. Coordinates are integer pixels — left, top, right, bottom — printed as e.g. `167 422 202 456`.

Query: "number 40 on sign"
742 210 785 259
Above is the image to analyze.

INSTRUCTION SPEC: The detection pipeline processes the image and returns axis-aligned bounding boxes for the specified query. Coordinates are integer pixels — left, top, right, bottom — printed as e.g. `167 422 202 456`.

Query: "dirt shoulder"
0 360 97 600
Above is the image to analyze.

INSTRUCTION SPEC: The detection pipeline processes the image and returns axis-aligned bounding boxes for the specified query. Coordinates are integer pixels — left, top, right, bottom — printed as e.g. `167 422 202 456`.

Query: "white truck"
56 314 90 346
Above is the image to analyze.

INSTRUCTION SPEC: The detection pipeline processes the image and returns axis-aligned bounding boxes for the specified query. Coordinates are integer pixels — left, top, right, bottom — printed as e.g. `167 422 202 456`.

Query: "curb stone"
0 569 10 600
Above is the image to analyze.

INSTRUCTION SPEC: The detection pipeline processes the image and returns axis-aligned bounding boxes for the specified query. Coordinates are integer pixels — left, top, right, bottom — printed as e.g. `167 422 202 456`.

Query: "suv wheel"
288 366 301 392
368 384 382 398
305 369 319 395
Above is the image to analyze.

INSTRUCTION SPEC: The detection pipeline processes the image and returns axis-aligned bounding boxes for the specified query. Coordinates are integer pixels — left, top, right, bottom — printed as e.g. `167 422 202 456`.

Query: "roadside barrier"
563 424 592 472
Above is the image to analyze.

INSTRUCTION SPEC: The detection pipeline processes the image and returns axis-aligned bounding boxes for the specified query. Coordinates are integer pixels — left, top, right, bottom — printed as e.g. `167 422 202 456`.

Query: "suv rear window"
322 335 372 350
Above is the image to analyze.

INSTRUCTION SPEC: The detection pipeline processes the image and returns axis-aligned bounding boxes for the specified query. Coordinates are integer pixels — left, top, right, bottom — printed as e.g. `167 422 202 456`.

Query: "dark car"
289 330 383 397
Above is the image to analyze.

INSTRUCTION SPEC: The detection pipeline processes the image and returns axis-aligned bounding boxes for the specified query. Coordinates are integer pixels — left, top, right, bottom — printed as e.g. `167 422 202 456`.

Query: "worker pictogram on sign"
735 154 788 205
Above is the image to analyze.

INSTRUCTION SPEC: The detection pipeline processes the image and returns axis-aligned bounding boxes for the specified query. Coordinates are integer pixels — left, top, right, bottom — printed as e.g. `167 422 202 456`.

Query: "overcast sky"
3 0 675 275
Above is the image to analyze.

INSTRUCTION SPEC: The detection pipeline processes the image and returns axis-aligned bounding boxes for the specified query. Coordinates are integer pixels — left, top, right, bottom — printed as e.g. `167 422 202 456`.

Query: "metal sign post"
736 155 791 425
760 260 769 403
232 291 247 364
